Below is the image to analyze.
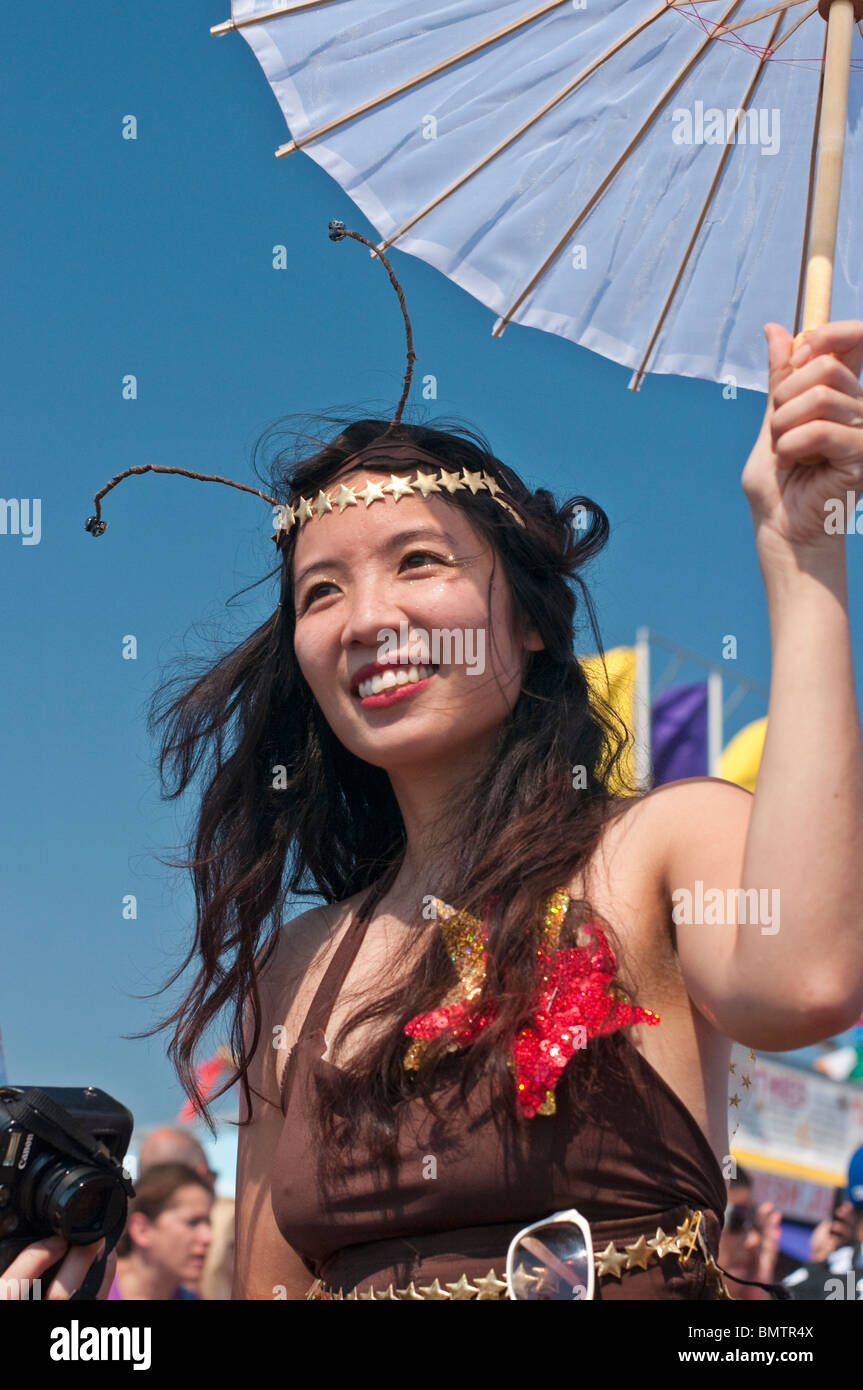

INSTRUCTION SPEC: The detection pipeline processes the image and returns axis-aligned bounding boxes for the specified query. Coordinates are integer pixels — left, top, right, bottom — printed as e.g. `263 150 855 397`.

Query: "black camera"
0 1085 135 1298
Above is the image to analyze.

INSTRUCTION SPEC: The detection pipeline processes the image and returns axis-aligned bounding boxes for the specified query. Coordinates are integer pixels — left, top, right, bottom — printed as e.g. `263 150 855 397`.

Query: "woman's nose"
338 579 405 651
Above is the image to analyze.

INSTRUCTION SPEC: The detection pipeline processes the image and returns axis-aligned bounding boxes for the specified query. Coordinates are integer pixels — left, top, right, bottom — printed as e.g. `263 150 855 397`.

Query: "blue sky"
2 4 861 1170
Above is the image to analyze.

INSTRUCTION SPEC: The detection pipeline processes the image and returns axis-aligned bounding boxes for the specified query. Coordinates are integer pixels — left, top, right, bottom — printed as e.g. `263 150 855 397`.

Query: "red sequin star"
403 891 660 1117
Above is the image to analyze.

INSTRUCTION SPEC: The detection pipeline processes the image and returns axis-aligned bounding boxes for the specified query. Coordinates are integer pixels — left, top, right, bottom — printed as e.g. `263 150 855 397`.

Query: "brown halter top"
271 880 730 1299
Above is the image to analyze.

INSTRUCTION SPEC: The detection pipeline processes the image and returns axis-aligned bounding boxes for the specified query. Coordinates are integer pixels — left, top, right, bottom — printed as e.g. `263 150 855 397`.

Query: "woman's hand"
741 320 863 565
2 1234 117 1300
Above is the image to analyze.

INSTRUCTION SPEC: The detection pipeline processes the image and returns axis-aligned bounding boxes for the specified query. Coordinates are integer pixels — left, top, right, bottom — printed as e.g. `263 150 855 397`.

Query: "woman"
175 319 862 1302
108 1163 213 1301
9 318 862 1303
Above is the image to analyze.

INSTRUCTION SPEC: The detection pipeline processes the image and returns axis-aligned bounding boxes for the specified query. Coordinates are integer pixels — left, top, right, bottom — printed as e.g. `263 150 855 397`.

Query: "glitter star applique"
403 889 660 1117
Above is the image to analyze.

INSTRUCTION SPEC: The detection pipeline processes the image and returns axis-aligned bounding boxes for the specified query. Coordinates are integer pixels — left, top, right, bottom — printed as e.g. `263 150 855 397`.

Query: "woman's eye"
302 580 338 608
400 549 450 572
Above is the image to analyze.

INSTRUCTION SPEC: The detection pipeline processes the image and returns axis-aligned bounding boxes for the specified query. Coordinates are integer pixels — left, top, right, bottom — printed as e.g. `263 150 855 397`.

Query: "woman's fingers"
44 1237 107 1302
788 320 863 380
771 384 863 447
2 1235 69 1289
771 351 863 415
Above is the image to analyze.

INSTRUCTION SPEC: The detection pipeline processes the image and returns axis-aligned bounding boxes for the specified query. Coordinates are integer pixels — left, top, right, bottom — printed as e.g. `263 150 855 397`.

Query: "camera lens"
34 1163 127 1242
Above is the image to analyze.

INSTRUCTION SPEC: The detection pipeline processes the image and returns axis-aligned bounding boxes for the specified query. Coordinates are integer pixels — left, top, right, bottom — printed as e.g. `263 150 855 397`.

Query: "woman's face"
139 1184 213 1288
291 471 542 773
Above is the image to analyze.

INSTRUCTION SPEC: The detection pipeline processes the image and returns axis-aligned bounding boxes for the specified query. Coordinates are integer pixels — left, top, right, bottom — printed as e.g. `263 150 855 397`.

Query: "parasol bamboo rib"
211 0 340 37
765 2 821 51
792 32 826 336
629 10 785 392
270 0 573 158
714 0 811 35
375 1 675 256
491 0 746 338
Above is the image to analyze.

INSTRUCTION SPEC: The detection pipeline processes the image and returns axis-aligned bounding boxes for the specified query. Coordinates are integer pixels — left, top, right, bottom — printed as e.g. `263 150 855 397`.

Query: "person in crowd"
138 1125 218 1192
783 1145 863 1299
108 1162 214 1300
717 1165 781 1301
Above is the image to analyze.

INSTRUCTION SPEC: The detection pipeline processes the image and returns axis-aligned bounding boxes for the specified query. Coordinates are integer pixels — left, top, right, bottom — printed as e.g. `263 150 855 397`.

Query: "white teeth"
356 665 436 699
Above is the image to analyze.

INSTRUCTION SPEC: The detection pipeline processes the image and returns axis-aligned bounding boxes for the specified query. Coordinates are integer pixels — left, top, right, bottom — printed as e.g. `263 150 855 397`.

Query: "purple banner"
651 682 708 785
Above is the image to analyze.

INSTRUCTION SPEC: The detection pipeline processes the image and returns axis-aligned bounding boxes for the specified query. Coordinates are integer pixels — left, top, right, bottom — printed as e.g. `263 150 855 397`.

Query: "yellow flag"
579 646 637 795
720 716 766 791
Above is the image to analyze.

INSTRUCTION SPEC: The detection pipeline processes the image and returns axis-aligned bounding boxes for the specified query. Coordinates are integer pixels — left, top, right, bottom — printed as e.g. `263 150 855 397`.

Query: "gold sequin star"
482 472 502 498
356 479 388 507
295 495 315 525
445 1274 478 1300
417 1277 452 1300
395 1282 425 1301
741 1073 752 1089
472 1269 508 1299
332 483 358 513
675 1212 702 1262
728 1061 736 1073
595 1242 627 1279
623 1235 651 1270
461 468 486 494
646 1228 679 1259
313 489 333 518
437 468 466 494
729 1092 741 1108
384 474 415 501
412 471 442 498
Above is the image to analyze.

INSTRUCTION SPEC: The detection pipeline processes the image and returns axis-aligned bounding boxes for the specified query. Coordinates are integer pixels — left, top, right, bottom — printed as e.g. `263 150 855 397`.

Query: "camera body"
0 1085 134 1279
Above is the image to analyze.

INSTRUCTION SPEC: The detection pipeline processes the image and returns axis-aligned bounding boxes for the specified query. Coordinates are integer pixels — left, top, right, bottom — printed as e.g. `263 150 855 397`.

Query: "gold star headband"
272 443 527 548
84 223 528 549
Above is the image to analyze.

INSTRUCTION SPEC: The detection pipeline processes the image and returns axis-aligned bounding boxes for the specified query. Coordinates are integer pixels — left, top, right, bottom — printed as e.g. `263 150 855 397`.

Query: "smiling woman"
109 406 785 1304
68 281 863 1304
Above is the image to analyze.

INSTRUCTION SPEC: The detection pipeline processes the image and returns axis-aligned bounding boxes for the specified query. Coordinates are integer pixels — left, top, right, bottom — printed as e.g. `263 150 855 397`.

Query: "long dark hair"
136 412 641 1173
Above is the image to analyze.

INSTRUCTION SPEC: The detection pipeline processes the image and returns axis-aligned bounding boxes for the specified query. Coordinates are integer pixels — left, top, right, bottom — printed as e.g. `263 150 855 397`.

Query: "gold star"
676 1213 702 1262
461 468 486 494
741 1073 752 1089
482 472 502 498
377 1283 399 1300
313 489 333 518
356 479 388 507
445 1274 478 1300
623 1235 651 1270
595 1242 627 1279
344 1289 358 1300
729 1092 741 1108
417 1277 452 1300
437 468 466 494
332 484 358 512
472 1269 508 1299
295 495 314 525
412 471 442 498
358 1287 377 1300
395 1281 425 1301
384 474 415 501
704 1256 734 1299
508 1265 541 1298
728 1061 736 1073
646 1228 679 1258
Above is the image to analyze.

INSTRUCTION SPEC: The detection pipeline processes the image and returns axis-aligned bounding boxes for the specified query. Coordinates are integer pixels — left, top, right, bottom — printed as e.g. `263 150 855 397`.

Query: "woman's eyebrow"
294 527 459 587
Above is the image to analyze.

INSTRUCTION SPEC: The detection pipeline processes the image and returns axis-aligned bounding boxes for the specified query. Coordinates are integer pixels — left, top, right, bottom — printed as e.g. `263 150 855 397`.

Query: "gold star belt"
304 1211 733 1299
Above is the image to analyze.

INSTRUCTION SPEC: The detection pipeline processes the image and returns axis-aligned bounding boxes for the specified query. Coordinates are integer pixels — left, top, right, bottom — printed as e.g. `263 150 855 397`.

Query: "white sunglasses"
506 1208 595 1301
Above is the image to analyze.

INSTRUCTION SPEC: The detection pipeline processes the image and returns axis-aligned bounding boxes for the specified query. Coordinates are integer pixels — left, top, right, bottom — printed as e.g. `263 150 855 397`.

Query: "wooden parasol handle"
790 0 858 462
